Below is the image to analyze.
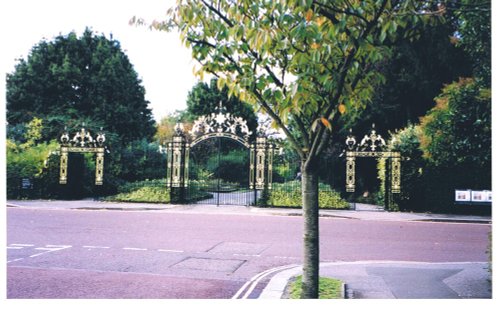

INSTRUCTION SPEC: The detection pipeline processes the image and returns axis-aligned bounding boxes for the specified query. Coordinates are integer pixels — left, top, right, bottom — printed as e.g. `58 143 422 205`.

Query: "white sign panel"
471 191 491 202
455 190 471 202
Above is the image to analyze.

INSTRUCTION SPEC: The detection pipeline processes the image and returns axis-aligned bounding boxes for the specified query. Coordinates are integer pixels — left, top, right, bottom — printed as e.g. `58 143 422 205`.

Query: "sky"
1 0 198 122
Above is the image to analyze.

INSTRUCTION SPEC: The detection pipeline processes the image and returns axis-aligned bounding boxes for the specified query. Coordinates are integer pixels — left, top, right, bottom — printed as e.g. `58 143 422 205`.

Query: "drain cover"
172 257 245 273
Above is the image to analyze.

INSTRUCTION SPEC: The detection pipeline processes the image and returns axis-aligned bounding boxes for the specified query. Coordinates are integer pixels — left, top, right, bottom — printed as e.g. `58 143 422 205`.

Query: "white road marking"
233 253 261 257
29 245 72 258
82 246 111 249
273 256 298 260
232 264 299 299
8 244 35 249
7 258 24 263
158 249 184 253
123 247 147 251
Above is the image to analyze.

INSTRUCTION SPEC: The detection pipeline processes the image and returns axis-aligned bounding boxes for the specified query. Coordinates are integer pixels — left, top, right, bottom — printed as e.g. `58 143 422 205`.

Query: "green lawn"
288 276 344 299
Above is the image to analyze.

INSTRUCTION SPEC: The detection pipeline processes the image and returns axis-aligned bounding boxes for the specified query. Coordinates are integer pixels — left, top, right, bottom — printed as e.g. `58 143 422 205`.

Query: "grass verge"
286 275 344 299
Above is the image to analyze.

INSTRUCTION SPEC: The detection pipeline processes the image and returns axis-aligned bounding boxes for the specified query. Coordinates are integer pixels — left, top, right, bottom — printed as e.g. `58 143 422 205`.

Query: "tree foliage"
419 78 490 169
138 0 434 163
6 118 60 198
379 0 491 214
346 14 473 134
6 29 161 198
185 78 258 134
6 28 156 143
454 0 490 84
155 112 182 144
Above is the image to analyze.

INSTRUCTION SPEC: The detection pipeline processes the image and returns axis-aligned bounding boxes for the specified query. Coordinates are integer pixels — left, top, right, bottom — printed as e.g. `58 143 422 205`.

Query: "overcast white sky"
1 0 198 122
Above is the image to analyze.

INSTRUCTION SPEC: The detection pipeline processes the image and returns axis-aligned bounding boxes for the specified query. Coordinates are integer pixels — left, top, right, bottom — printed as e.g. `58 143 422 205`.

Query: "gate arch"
165 105 273 205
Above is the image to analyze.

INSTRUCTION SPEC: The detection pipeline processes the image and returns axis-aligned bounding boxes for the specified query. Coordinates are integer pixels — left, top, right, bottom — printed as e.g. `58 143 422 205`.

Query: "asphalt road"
6 206 491 298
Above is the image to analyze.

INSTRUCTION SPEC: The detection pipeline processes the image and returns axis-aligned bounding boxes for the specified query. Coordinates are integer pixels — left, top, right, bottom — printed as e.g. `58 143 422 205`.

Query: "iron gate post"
167 131 189 204
250 136 274 206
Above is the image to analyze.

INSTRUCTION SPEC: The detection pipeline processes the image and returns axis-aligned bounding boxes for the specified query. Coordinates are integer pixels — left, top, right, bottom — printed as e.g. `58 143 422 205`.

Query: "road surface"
7 206 491 298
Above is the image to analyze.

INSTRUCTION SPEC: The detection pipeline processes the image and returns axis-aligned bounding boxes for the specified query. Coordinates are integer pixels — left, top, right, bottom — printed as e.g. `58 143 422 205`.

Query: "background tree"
454 0 490 84
155 112 183 144
6 28 156 143
329 4 473 199
376 0 491 214
6 29 160 198
184 78 258 134
417 78 491 212
136 0 433 298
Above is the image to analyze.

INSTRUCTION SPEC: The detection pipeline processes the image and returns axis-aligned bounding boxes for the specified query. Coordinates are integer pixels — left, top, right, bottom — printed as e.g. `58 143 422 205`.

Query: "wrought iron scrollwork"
189 102 252 145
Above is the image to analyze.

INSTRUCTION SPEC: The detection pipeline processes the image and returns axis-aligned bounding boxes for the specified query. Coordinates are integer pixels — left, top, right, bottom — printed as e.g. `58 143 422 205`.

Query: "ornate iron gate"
58 125 106 185
188 136 252 205
165 106 273 206
344 124 401 208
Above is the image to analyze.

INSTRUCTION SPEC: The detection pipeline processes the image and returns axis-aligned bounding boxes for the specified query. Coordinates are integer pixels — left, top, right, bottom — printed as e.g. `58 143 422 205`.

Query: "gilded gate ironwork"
59 125 106 185
345 124 401 194
165 104 273 205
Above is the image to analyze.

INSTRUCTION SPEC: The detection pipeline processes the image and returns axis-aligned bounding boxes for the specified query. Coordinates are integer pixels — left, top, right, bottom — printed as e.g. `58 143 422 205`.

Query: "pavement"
6 199 492 224
6 199 493 299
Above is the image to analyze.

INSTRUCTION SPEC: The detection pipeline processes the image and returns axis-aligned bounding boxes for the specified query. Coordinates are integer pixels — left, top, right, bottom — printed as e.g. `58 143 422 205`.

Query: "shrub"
269 181 349 209
6 138 59 199
105 179 170 203
108 186 170 203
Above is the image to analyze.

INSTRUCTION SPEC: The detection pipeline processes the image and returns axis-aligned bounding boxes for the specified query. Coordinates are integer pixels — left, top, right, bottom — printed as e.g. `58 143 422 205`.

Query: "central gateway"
165 106 273 206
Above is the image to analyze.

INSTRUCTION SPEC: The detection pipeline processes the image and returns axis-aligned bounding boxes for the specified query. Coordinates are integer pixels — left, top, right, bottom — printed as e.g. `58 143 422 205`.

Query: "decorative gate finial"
359 123 386 152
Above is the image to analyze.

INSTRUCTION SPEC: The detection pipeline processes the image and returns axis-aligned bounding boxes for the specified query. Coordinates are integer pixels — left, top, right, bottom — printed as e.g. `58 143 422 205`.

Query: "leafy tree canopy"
6 28 156 143
184 78 258 134
345 13 473 135
454 0 490 84
139 0 439 165
419 78 490 169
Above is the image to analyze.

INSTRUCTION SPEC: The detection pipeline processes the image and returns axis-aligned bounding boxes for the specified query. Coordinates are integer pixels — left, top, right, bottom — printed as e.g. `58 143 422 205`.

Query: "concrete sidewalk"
260 261 492 299
6 199 492 224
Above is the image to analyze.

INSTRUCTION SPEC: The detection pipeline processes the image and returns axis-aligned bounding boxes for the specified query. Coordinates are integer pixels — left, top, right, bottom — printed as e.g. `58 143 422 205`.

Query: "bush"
105 179 170 203
268 181 349 209
6 138 59 199
107 186 170 203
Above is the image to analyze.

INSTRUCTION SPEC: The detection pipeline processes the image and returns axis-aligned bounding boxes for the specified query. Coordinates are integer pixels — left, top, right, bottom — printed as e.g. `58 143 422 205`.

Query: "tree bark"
300 158 319 299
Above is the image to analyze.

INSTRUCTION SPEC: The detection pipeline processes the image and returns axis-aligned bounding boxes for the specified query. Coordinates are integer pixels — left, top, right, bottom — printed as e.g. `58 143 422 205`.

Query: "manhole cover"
172 257 245 273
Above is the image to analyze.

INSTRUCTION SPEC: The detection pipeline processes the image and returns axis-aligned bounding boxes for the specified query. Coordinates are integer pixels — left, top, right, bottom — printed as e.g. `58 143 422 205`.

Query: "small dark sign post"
21 178 33 190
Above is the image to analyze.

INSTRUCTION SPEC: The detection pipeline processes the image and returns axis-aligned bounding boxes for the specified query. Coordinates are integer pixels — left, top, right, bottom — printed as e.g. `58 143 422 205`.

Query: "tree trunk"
300 159 320 299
